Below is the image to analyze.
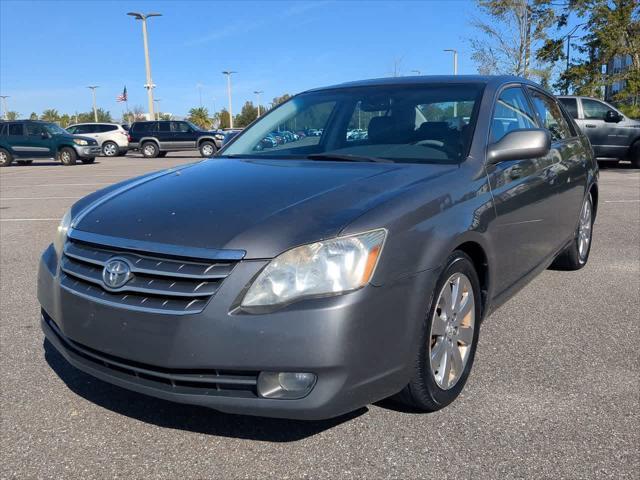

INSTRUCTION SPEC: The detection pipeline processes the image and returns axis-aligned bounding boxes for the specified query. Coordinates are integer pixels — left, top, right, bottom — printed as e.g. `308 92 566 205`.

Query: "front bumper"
38 243 435 420
73 145 101 158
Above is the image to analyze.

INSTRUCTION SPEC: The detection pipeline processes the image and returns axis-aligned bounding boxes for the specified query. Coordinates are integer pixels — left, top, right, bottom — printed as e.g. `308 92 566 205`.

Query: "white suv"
66 123 129 157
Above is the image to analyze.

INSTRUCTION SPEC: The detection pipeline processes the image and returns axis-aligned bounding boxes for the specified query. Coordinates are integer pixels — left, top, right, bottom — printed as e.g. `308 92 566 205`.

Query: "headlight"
241 229 386 308
214 134 225 140
53 210 72 256
73 138 88 146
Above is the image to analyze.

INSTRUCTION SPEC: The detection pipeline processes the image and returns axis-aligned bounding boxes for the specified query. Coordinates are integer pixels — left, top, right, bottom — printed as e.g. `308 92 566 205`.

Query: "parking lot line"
0 196 81 200
0 218 60 221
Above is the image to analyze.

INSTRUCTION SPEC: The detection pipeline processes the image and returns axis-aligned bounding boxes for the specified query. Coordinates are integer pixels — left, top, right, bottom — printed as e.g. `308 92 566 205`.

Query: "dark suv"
128 120 219 158
558 96 640 167
0 120 101 167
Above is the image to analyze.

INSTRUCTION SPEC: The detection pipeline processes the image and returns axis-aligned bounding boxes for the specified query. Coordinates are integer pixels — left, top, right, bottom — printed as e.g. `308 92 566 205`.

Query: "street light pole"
222 71 236 129
254 90 263 116
0 95 9 120
87 86 99 122
196 83 203 107
128 12 162 119
444 49 458 75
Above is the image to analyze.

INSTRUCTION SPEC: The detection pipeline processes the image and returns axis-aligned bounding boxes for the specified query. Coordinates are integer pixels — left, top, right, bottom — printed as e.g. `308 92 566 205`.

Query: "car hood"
72 158 455 259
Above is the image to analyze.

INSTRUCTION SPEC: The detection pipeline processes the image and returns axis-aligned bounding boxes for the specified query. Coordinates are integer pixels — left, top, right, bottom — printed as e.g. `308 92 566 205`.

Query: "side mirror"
41 131 51 139
487 129 551 164
604 110 622 123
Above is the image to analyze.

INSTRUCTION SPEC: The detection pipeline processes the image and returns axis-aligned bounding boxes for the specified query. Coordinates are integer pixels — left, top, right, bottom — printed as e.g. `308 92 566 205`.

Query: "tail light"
127 134 132 142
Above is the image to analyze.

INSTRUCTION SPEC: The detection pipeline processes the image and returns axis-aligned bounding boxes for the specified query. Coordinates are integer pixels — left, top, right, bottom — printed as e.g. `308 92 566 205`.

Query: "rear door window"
133 122 156 133
528 89 573 142
491 87 538 143
97 124 118 133
158 121 171 133
8 123 24 136
558 98 579 119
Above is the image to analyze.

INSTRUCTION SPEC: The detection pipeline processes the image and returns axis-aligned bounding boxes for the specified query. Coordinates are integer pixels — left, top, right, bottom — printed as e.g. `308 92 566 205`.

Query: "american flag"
116 86 128 103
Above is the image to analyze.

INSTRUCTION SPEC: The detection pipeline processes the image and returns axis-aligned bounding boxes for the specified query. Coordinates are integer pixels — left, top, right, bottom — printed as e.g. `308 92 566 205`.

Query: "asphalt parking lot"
1 154 638 479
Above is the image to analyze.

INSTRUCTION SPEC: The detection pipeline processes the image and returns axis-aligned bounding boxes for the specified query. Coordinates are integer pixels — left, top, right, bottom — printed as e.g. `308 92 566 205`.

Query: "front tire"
550 193 594 270
141 142 159 158
199 140 216 157
0 148 13 167
58 147 77 165
102 141 119 157
396 251 481 411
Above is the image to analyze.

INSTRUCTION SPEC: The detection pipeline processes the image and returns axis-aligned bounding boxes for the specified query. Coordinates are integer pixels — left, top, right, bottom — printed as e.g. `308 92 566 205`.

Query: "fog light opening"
257 372 317 399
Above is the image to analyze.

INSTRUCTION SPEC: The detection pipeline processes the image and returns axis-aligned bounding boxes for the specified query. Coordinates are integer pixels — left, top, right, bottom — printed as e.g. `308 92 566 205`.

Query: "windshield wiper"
307 153 393 163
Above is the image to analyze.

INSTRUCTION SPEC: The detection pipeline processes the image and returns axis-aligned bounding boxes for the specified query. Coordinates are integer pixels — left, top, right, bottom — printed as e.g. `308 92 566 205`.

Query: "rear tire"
0 148 13 167
199 140 216 157
58 147 77 165
630 142 640 169
550 193 594 271
17 160 33 165
81 158 96 164
141 142 159 158
395 251 481 412
102 141 119 157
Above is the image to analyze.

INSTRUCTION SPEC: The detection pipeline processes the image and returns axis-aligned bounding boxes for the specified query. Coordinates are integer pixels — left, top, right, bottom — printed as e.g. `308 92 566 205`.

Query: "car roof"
69 122 120 126
303 75 541 93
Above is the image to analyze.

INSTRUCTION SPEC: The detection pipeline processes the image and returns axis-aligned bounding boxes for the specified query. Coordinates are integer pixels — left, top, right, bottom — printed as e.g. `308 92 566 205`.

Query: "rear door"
5 123 28 156
485 85 559 295
156 121 172 149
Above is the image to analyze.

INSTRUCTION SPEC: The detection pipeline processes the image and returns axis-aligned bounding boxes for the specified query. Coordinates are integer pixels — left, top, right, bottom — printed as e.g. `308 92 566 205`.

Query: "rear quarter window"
97 125 118 132
8 123 24 136
0 123 6 136
132 122 156 133
558 98 578 119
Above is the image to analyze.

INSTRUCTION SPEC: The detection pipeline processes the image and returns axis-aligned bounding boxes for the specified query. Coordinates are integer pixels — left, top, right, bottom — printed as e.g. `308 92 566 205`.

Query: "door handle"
585 124 597 128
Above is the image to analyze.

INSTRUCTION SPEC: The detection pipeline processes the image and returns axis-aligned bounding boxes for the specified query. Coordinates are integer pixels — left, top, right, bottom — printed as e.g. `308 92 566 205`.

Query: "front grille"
44 312 258 398
60 239 238 314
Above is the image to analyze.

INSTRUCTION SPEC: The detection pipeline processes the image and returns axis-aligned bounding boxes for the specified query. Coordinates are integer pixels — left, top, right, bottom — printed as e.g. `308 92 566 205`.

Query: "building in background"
605 54 633 102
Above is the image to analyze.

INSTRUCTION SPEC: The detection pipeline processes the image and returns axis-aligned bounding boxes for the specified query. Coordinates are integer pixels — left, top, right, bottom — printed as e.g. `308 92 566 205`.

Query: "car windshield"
186 121 202 131
221 83 485 164
44 123 69 135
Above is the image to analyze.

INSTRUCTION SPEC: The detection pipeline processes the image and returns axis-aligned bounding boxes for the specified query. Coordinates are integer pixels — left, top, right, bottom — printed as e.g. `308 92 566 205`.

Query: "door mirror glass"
487 129 551 164
604 110 622 123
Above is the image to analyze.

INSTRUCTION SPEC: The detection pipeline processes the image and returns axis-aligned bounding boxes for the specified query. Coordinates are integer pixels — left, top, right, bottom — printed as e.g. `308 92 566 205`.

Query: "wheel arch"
197 136 217 146
452 240 490 319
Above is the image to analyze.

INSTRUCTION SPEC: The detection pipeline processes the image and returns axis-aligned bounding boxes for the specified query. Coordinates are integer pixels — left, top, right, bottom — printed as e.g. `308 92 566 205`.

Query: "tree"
234 101 259 128
76 108 112 123
187 106 212 129
272 94 292 107
218 108 231 129
41 109 60 122
468 0 558 83
6 111 19 120
29 112 38 120
551 0 639 103
59 114 71 127
158 113 172 121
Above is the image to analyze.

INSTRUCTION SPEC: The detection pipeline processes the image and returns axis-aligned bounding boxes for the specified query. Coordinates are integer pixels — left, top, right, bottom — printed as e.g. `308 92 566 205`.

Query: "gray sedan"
38 75 598 420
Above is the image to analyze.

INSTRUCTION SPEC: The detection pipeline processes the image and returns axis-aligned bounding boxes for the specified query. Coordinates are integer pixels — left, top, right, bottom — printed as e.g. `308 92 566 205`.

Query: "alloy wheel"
578 196 592 262
143 144 156 156
103 143 118 156
201 144 214 156
0 151 7 163
61 151 71 162
429 272 476 390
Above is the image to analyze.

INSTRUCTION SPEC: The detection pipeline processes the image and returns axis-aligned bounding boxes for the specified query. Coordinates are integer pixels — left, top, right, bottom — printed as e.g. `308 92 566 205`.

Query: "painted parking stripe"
1 196 81 200
0 218 60 222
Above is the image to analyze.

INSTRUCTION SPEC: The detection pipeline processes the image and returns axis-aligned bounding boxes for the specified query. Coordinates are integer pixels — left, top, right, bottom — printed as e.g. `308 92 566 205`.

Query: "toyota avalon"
38 76 598 420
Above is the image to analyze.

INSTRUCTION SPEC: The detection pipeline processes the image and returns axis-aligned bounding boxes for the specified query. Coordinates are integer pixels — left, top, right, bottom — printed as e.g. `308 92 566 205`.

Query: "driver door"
25 123 53 157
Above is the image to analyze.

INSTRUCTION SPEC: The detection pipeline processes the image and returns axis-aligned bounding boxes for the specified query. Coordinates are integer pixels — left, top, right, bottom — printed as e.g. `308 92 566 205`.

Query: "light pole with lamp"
127 12 162 119
87 85 99 122
222 71 236 129
254 90 263 116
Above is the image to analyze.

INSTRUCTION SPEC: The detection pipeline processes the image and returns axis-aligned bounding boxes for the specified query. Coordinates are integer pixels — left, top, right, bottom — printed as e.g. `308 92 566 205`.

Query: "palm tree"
188 106 212 129
41 109 60 122
6 111 19 120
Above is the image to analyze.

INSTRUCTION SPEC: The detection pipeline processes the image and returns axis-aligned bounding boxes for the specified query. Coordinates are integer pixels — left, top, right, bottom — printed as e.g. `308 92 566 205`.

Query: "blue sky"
0 0 574 119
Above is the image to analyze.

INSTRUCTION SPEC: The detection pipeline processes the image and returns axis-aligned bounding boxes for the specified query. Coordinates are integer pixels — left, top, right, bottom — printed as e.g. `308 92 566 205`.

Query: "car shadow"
43 339 366 442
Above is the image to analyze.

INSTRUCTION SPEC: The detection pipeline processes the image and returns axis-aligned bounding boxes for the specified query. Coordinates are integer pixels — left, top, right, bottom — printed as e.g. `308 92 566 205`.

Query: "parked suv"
0 120 100 167
558 96 640 167
128 120 219 158
66 123 129 157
